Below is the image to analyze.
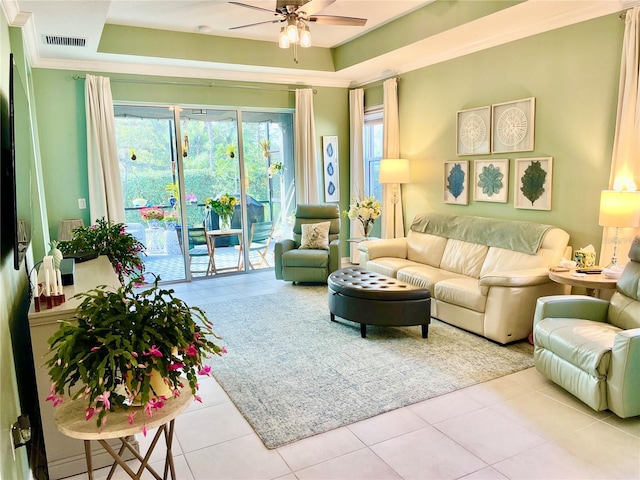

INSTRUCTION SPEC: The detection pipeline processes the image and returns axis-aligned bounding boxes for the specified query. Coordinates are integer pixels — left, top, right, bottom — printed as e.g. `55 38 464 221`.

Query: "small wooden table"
548 268 618 297
54 384 193 480
205 228 243 274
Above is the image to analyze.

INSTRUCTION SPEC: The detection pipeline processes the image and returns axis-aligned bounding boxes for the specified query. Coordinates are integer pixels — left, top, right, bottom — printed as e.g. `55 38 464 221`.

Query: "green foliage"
45 276 224 430
447 163 466 199
520 161 547 205
58 218 145 285
477 164 504 197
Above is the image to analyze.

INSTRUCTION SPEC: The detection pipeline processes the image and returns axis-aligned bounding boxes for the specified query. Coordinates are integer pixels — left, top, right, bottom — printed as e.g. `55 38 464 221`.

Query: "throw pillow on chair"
299 222 330 250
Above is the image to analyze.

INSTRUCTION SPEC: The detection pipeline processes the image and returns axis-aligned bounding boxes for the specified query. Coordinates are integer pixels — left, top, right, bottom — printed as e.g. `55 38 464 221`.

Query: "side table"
54 383 193 480
206 228 243 274
548 268 618 298
347 237 379 264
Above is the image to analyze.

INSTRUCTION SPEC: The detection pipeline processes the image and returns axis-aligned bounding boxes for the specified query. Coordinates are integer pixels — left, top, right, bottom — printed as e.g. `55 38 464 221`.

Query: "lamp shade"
379 158 410 184
598 190 640 227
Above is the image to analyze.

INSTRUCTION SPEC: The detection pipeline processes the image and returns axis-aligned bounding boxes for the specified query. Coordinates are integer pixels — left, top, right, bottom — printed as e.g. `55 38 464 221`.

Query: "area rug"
199 285 533 449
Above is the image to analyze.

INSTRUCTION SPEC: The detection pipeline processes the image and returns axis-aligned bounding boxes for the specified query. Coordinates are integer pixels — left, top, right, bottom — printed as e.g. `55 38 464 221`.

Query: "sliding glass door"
114 104 294 283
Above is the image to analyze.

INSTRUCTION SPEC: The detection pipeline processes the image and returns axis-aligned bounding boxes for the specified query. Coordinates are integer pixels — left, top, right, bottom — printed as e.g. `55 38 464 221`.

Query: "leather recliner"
274 204 341 283
533 235 640 418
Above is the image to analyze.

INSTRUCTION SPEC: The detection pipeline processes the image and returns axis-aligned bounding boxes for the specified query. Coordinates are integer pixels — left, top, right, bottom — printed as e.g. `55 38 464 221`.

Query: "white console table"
28 256 138 479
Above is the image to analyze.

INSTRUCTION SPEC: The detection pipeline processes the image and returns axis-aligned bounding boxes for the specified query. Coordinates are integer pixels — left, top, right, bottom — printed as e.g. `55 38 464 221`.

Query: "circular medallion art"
496 107 528 147
459 114 487 150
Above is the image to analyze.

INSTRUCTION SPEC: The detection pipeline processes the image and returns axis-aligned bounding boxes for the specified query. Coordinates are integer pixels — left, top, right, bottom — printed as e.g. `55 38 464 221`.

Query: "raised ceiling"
2 0 638 87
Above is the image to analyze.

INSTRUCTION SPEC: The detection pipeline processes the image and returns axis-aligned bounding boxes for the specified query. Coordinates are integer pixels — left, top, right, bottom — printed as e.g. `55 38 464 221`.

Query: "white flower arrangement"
343 196 382 225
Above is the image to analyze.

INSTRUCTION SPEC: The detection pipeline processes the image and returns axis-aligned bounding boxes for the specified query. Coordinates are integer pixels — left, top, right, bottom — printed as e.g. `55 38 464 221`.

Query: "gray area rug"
199 285 533 449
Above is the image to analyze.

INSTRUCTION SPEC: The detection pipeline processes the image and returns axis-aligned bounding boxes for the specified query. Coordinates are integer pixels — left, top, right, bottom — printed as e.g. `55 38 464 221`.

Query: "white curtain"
382 78 404 238
600 7 640 266
294 88 320 204
349 88 365 239
85 74 124 223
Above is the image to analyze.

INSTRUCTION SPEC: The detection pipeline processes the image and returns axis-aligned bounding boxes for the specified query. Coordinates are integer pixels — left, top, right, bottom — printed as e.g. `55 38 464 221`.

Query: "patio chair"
177 225 212 275
239 221 274 270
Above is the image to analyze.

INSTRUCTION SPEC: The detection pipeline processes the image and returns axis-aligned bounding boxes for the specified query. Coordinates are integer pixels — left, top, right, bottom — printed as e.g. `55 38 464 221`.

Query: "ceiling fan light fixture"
286 17 298 42
299 24 311 48
278 27 290 48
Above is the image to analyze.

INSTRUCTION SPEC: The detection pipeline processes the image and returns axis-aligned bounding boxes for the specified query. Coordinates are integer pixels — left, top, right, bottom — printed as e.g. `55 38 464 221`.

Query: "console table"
28 256 138 479
54 383 192 480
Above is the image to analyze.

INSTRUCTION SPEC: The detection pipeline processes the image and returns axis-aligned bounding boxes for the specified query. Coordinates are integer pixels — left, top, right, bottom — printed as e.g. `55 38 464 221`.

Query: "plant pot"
363 222 373 238
220 213 231 232
126 368 173 406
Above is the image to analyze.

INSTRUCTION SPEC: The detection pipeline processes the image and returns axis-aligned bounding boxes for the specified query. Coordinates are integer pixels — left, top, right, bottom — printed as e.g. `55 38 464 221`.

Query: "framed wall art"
514 157 553 210
322 135 340 202
473 159 509 203
457 106 491 155
491 97 535 153
444 160 469 205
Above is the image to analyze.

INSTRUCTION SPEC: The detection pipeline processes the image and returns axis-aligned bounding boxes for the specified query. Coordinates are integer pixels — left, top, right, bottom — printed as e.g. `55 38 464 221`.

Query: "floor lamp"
598 190 640 270
379 158 410 238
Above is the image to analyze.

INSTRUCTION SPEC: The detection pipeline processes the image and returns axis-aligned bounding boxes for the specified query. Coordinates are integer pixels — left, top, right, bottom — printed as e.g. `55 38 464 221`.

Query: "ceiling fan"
228 0 367 33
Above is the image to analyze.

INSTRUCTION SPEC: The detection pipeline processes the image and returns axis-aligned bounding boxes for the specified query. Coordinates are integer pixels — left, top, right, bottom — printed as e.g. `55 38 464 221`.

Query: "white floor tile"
435 407 546 464
459 466 508 479
408 388 485 424
371 426 487 480
346 407 428 445
294 448 402 480
277 426 365 471
462 375 533 406
185 434 291 480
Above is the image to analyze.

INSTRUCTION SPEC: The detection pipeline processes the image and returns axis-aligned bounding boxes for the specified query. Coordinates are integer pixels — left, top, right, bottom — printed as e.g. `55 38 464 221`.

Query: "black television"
0 53 18 270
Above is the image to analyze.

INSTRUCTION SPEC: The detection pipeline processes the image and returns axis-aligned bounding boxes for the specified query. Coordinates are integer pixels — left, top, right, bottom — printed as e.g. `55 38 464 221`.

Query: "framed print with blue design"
322 136 340 202
444 160 469 205
473 159 509 203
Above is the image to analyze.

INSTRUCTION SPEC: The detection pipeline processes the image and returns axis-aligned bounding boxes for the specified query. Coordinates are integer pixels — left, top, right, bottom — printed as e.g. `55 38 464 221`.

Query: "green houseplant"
45 276 225 433
58 218 146 285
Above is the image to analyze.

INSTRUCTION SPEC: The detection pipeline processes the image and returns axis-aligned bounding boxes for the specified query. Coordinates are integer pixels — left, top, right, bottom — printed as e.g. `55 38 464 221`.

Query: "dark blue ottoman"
328 266 431 338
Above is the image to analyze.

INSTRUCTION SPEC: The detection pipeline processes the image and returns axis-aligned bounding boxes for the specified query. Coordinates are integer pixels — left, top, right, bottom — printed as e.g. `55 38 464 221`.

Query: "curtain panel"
349 88 365 239
85 74 124 224
294 88 320 204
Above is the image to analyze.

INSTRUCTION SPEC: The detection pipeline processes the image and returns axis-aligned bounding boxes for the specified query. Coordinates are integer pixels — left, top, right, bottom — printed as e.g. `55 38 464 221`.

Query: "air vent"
44 35 86 47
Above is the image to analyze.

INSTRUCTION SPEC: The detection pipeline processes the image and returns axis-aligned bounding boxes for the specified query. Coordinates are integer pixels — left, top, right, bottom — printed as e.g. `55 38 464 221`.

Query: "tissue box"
574 251 596 268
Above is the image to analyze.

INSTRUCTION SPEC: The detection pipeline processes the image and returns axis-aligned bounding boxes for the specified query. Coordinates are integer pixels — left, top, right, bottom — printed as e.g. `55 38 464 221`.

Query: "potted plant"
267 161 283 178
140 206 165 228
58 218 146 285
45 276 226 433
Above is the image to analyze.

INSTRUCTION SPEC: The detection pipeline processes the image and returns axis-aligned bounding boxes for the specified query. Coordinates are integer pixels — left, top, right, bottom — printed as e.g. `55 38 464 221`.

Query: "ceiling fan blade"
297 0 336 17
228 1 277 15
229 19 283 30
309 15 367 27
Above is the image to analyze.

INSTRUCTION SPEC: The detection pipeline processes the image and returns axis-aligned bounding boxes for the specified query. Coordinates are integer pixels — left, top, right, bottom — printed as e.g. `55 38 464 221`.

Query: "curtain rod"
72 75 316 93
350 76 400 90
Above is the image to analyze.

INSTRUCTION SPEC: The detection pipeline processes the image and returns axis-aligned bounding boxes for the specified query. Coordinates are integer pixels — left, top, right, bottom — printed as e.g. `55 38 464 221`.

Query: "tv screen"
0 53 18 269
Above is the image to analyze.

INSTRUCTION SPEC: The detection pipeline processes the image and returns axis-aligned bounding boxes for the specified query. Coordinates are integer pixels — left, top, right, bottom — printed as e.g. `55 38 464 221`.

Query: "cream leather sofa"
533 236 640 418
358 212 570 344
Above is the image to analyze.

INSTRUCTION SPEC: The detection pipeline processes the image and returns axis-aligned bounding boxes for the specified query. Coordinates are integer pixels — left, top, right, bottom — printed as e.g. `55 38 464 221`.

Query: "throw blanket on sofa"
411 213 552 254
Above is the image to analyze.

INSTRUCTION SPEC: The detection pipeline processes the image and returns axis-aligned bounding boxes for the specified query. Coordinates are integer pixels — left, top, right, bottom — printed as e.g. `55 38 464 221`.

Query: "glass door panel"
180 109 243 276
241 111 295 271
114 105 186 282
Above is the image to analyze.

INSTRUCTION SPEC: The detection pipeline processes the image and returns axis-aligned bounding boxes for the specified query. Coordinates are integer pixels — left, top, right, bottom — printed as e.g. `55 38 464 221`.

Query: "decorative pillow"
299 221 331 250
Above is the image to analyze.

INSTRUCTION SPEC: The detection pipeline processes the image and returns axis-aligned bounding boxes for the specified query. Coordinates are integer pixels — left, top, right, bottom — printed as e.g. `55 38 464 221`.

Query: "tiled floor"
67 271 640 480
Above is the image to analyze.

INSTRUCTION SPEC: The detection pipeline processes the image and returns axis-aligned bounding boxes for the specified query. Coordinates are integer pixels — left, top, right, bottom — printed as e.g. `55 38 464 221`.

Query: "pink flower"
186 345 198 357
168 362 184 371
127 411 137 425
95 391 111 410
143 345 163 357
131 352 138 358
221 347 228 354
85 407 96 421
90 346 100 352
46 384 63 407
198 365 212 376
141 424 148 436
194 395 202 403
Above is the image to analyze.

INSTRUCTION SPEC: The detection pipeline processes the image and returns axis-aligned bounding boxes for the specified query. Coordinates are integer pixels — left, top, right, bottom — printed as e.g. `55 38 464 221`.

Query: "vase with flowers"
45 275 226 435
205 193 238 232
343 195 382 238
140 206 165 228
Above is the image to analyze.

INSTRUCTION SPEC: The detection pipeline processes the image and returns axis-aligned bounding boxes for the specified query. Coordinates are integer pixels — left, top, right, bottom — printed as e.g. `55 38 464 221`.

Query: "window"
364 107 383 200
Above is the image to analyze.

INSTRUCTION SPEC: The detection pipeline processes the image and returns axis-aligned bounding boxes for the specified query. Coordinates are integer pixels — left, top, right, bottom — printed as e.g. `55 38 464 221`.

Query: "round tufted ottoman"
328 266 431 338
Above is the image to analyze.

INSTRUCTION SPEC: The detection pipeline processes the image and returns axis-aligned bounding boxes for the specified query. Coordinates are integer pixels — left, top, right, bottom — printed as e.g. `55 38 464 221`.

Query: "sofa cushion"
535 318 621 377
480 246 548 277
440 239 488 278
397 264 466 292
365 258 419 278
607 291 640 330
406 231 447 267
434 277 487 313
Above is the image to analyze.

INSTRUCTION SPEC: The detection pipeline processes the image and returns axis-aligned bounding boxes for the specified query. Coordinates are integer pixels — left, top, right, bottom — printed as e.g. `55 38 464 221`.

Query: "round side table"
548 268 618 298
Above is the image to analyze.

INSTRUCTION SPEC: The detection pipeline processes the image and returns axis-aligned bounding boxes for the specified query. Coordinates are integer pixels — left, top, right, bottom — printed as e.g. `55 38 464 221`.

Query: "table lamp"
598 190 640 269
379 158 410 238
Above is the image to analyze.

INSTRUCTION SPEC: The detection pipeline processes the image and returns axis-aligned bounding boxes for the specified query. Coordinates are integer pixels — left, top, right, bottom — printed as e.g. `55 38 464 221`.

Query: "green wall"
393 13 623 253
